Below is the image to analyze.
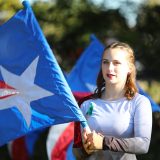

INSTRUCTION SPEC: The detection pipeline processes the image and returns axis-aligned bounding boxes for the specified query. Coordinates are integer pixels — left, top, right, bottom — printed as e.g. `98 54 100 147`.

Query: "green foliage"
0 0 21 21
135 5 160 79
32 0 130 71
138 80 160 104
30 1 160 78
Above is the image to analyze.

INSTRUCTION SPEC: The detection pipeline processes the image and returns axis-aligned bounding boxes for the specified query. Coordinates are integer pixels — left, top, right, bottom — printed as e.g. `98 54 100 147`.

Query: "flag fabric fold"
67 34 104 94
0 0 86 146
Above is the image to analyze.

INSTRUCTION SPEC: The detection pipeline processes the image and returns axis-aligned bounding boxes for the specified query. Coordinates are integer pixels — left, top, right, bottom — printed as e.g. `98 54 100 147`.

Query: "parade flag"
47 123 75 160
0 1 86 146
45 36 105 160
67 34 104 95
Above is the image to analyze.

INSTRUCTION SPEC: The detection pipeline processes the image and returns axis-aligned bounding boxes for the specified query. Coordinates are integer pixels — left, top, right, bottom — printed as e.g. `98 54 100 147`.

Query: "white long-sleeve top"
80 93 152 160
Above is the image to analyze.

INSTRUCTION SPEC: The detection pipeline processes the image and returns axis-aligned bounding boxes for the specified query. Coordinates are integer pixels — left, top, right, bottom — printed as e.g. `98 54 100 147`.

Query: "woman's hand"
82 127 95 154
87 130 104 150
82 126 91 143
83 141 95 154
82 129 104 154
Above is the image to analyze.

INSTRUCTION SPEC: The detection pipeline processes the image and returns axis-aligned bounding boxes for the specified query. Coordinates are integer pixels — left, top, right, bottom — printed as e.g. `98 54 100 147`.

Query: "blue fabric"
66 141 76 160
138 84 160 112
67 34 104 92
0 1 86 146
25 128 45 156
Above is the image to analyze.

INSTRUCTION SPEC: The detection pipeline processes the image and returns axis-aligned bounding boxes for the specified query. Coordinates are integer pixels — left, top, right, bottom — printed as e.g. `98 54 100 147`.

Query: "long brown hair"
93 42 138 100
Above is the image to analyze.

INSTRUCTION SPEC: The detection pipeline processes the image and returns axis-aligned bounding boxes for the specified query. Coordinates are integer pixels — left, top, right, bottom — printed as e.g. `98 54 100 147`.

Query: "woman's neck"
102 84 126 101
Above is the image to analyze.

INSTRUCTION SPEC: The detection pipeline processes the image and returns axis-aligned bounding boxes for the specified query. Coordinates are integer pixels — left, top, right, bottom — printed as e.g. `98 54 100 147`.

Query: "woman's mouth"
107 74 115 79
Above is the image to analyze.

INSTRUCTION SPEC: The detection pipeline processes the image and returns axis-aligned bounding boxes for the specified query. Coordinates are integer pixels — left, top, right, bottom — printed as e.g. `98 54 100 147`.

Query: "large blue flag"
67 34 104 94
67 35 160 112
0 1 86 146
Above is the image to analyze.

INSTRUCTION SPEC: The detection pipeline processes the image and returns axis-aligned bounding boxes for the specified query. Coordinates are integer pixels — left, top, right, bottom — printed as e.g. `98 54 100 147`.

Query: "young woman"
79 42 152 160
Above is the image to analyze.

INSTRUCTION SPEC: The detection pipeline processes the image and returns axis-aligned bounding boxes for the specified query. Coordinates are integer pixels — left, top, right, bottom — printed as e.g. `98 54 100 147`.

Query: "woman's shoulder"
132 92 151 109
133 93 150 102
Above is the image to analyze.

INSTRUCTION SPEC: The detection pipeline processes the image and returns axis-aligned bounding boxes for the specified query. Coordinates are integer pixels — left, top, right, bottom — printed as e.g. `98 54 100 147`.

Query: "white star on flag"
0 56 53 127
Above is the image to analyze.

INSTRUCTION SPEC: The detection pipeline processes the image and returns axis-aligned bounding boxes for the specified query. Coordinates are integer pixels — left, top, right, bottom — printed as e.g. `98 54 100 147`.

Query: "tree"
0 0 21 23
135 5 160 79
32 0 130 71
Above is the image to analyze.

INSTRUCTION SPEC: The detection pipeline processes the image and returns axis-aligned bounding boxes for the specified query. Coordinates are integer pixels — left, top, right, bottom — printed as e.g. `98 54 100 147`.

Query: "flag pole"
22 1 31 10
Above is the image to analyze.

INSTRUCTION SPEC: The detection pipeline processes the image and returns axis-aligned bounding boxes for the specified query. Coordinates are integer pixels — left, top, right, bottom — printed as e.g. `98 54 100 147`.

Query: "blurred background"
0 0 160 159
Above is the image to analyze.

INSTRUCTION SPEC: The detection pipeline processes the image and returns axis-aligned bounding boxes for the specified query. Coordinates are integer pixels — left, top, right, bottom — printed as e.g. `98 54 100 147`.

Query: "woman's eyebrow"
102 58 109 61
102 59 121 62
113 59 121 62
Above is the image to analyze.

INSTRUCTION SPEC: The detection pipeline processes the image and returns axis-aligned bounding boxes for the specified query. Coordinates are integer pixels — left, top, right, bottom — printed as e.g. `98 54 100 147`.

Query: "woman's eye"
114 61 121 65
102 60 108 64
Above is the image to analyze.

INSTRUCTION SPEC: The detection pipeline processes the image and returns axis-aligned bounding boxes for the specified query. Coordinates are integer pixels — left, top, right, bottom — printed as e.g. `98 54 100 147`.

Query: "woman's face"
102 48 130 86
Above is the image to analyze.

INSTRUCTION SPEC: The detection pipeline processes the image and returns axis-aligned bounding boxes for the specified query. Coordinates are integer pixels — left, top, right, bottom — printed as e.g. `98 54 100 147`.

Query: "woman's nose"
108 62 114 71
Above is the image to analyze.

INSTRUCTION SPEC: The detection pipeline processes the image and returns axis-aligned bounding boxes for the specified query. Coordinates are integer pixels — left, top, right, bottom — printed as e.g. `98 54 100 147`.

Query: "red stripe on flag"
51 122 74 160
0 81 15 89
11 137 30 160
73 92 91 101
